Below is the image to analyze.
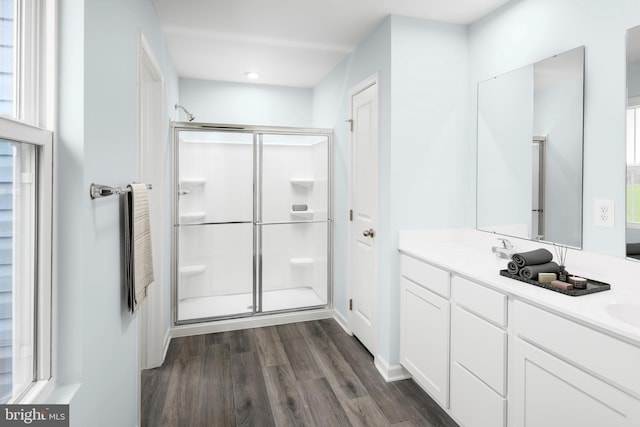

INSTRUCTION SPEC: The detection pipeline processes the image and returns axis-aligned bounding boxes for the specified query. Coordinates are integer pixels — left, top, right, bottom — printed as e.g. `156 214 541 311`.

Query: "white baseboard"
374 355 411 382
333 309 351 335
171 308 334 338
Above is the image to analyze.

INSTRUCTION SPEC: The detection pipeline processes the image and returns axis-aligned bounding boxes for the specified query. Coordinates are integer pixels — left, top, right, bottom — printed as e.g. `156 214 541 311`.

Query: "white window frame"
10 0 55 129
0 0 55 403
0 116 53 403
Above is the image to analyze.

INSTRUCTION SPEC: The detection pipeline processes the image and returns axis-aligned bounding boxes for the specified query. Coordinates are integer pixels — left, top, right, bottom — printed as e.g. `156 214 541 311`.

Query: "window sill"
44 383 81 405
16 380 80 405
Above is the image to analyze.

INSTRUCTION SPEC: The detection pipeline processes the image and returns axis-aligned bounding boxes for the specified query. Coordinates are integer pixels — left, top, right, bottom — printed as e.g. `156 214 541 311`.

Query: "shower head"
175 103 196 122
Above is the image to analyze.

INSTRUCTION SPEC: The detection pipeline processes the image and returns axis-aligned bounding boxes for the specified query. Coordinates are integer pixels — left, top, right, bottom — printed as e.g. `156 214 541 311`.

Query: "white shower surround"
176 131 330 321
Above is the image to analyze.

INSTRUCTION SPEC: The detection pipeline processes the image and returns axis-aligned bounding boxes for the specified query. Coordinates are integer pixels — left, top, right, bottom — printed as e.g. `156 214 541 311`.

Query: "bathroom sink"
605 303 640 329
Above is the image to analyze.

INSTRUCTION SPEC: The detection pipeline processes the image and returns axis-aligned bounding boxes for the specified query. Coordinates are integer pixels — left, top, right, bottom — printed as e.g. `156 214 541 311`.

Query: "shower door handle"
363 228 375 238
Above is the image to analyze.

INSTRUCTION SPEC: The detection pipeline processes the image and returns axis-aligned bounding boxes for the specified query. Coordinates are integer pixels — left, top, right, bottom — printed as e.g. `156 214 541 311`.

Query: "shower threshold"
178 286 326 321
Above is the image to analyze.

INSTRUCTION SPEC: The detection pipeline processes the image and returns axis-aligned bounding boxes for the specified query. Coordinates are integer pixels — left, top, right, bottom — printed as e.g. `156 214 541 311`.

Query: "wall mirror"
476 46 585 248
626 26 640 260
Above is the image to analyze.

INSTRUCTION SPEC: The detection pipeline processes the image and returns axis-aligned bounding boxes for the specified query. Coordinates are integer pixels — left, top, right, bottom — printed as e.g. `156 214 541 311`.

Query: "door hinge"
346 119 353 132
349 299 353 311
349 209 353 221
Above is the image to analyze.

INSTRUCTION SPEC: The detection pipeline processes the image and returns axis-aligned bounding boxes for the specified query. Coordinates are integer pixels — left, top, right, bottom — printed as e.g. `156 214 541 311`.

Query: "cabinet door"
512 338 640 427
400 277 450 408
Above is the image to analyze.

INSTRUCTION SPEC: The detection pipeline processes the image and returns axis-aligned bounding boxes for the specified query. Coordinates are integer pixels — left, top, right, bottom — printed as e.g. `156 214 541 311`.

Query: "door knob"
363 228 375 237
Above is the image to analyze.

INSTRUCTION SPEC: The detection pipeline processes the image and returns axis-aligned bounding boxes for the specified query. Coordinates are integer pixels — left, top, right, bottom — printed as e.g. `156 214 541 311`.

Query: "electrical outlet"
594 199 614 227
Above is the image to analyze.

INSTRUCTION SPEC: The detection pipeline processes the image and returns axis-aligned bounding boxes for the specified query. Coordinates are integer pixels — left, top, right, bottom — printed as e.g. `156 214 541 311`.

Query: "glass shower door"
258 133 330 313
176 130 255 322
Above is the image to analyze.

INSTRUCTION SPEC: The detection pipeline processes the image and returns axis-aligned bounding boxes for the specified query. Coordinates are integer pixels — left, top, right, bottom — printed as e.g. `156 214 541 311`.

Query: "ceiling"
152 0 511 88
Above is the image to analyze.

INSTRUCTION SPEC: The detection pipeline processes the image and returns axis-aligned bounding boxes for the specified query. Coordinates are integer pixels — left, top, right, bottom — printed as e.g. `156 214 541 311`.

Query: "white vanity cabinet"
512 301 640 427
400 255 451 408
450 276 508 427
398 229 640 427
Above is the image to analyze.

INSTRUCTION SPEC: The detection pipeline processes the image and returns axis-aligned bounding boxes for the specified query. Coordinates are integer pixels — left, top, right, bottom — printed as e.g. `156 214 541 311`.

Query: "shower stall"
171 123 332 324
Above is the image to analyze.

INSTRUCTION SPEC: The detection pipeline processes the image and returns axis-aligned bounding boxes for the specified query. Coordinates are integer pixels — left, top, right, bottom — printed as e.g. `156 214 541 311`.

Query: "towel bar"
90 183 153 199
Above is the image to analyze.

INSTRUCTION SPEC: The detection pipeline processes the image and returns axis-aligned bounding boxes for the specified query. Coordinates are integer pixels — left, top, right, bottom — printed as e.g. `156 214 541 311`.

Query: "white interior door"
349 76 379 355
137 35 165 371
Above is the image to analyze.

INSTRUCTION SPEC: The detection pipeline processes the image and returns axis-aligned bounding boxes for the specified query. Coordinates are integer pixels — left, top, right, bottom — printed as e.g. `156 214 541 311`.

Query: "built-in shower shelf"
180 212 206 222
179 265 206 275
289 258 314 267
290 178 314 187
289 210 314 219
180 178 206 186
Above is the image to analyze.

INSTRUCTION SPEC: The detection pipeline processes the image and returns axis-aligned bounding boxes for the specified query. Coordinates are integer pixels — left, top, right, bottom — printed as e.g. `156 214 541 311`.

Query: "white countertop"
398 228 640 346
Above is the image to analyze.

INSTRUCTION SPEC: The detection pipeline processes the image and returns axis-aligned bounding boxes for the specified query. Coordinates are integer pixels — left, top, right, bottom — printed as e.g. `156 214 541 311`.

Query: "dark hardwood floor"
142 319 459 427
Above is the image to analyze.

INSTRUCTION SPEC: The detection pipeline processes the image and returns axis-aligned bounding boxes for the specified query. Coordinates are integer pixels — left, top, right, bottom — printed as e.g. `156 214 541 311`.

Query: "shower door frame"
171 122 334 326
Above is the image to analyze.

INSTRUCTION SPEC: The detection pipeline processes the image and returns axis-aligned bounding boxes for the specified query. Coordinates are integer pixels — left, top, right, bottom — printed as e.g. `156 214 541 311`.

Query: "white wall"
56 0 84 392
387 16 469 364
469 0 640 257
312 16 392 336
57 0 178 426
313 15 468 365
179 78 313 127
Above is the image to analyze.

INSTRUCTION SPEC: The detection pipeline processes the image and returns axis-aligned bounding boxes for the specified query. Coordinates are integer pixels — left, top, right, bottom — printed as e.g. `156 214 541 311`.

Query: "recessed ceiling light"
245 71 260 79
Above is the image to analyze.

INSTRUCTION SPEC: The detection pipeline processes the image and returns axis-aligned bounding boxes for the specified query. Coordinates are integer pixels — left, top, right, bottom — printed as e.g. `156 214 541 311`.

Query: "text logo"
0 405 69 427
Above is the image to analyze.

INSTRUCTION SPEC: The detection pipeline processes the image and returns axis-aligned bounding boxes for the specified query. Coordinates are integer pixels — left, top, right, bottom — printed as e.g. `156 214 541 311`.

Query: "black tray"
499 269 610 296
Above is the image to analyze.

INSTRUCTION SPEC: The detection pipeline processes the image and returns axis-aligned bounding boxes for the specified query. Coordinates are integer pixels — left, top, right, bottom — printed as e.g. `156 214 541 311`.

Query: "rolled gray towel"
507 261 519 275
512 248 553 267
519 262 560 281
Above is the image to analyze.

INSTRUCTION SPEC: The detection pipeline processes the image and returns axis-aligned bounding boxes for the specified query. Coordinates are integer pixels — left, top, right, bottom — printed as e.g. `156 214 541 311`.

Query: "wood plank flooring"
142 319 459 427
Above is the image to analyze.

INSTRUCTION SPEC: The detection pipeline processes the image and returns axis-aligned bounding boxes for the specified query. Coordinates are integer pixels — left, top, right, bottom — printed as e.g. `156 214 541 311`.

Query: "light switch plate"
594 199 614 227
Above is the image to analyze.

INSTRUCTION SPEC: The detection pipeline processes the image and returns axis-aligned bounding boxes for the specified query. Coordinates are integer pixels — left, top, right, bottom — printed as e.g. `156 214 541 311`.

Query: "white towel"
125 183 154 312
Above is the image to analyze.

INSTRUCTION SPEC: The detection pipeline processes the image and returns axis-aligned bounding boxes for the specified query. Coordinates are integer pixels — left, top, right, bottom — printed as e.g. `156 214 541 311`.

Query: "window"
0 0 15 116
627 99 640 225
0 0 54 403
0 0 55 127
0 118 52 403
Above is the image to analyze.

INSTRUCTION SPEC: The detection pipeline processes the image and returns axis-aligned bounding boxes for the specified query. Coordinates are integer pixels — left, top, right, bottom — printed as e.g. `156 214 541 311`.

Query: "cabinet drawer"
401 255 450 298
515 300 640 397
453 276 507 327
452 305 507 396
451 361 506 427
